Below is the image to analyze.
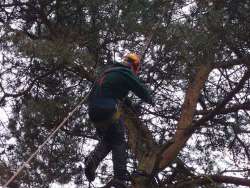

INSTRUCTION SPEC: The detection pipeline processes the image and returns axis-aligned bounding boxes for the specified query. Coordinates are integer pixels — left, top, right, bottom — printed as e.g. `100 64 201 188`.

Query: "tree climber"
85 53 154 186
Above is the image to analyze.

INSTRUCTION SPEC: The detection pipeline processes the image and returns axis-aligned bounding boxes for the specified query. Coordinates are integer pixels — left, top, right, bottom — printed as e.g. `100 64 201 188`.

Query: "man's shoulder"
103 63 132 74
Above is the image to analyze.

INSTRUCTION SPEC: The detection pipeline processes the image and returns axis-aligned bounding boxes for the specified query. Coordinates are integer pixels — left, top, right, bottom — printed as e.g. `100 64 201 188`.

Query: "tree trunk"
122 63 212 188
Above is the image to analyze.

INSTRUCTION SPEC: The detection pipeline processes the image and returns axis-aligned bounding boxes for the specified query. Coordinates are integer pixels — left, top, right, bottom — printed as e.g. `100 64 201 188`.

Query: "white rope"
3 91 91 188
3 2 174 187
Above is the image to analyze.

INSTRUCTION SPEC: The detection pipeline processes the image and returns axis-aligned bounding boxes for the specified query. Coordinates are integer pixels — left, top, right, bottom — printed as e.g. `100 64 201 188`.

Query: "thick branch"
159 64 212 170
122 105 157 161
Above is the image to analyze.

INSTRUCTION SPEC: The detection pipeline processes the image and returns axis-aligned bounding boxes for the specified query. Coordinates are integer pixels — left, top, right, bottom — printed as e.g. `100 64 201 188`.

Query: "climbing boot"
85 141 111 182
84 156 97 182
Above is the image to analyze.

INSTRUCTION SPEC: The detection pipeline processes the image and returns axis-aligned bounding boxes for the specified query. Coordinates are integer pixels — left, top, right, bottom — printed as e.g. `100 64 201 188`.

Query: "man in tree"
85 53 154 186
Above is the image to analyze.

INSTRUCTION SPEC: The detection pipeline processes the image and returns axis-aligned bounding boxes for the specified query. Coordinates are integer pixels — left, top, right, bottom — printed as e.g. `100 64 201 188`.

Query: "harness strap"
97 66 129 96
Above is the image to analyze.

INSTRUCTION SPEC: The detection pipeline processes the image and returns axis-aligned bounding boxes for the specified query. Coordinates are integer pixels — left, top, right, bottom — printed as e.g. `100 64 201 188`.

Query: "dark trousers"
87 118 127 181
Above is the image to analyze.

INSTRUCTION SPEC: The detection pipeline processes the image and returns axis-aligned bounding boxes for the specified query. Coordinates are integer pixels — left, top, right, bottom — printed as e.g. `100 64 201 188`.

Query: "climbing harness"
97 66 128 87
3 1 172 187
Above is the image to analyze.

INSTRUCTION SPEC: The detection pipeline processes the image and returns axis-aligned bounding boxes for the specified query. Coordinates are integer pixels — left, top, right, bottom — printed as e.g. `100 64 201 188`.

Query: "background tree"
0 0 250 187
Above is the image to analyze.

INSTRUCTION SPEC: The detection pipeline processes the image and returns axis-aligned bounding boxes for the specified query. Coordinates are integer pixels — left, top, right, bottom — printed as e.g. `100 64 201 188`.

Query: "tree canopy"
0 0 250 187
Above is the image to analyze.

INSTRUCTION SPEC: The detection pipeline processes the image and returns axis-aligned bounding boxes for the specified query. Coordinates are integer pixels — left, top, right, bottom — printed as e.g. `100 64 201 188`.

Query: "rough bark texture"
122 64 212 187
1 1 250 187
158 64 212 170
122 107 160 188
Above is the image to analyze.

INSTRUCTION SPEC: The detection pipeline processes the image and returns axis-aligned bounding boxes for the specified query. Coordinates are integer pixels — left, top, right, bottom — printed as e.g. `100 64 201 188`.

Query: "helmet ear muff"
131 62 140 75
127 59 139 74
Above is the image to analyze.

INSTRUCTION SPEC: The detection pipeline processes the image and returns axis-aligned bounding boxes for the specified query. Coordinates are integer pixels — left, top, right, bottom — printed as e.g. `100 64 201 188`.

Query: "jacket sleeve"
122 71 153 104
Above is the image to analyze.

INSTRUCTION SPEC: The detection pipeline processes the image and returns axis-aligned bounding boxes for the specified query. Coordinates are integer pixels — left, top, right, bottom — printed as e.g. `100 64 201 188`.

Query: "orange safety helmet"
123 53 141 74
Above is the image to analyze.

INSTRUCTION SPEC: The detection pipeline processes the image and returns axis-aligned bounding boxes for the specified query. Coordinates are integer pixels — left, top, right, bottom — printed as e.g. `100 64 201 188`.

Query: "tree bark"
158 63 212 170
122 64 212 187
122 106 160 188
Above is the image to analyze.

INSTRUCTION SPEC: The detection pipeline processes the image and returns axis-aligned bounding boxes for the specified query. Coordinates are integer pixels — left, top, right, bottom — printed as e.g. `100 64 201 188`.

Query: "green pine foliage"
0 0 250 187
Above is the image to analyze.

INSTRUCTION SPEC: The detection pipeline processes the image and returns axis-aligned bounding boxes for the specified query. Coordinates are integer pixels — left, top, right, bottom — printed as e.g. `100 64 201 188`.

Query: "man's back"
89 63 152 104
85 53 154 185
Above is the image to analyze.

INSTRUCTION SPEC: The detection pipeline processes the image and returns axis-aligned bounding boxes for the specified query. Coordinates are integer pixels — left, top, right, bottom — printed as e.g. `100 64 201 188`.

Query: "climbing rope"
3 90 92 188
139 0 174 60
3 1 173 187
